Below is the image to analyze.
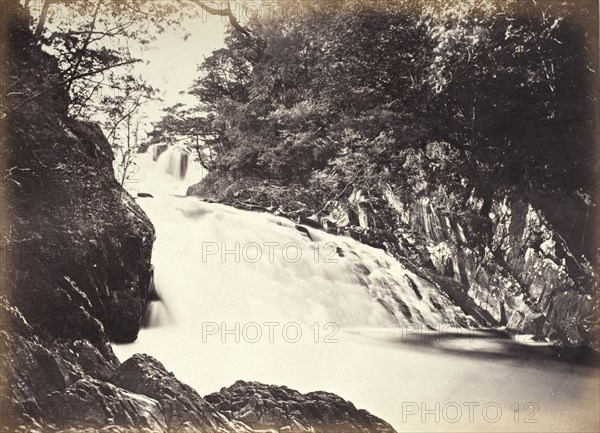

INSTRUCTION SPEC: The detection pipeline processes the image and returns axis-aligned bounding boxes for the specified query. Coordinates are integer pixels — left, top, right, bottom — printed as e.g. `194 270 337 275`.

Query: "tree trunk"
34 0 52 37
120 114 131 186
66 0 104 92
195 136 209 170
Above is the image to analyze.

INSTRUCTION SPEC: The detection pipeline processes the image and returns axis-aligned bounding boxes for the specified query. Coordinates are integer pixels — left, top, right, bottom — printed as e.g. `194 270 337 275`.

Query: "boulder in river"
206 380 396 433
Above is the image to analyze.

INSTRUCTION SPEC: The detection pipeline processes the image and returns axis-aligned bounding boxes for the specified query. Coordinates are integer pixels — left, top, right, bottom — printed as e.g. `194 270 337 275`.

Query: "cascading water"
161 147 189 180
114 152 599 432
125 144 206 197
134 197 476 332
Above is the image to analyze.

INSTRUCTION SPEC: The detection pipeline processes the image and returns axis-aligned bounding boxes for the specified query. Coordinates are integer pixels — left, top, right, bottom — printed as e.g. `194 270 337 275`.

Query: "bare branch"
187 0 253 38
69 76 104 118
106 91 149 140
11 59 140 111
66 0 104 93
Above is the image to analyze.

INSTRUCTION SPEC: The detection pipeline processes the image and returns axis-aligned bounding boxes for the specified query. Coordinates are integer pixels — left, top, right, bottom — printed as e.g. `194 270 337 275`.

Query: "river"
113 148 599 432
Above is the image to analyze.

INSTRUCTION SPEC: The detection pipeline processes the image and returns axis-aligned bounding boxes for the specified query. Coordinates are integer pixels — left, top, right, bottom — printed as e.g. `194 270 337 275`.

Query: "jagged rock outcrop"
206 381 396 433
0 297 120 432
362 143 597 347
113 354 250 433
1 299 222 433
378 187 597 347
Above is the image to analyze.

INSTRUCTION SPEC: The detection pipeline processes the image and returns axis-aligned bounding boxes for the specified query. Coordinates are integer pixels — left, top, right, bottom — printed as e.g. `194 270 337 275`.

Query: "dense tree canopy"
153 0 598 200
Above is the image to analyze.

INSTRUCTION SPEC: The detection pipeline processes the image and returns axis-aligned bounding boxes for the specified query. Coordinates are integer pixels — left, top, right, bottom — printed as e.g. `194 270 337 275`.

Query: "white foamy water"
114 151 599 432
122 145 207 197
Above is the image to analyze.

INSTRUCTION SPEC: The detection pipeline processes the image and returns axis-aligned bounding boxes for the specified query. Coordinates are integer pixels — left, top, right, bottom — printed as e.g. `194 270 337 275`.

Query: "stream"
113 147 599 432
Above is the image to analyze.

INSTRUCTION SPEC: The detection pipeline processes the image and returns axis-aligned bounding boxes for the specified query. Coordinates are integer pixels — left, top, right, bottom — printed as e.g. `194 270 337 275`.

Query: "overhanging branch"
11 59 141 111
187 0 253 38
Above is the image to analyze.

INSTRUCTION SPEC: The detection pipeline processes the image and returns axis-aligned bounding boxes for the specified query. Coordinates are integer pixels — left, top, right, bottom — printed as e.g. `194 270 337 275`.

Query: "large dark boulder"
112 354 245 433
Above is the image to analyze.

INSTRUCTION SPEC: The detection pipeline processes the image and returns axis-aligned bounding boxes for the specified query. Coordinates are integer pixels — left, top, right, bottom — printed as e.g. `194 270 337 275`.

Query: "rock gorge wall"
380 186 597 347
1 8 396 432
1 11 155 347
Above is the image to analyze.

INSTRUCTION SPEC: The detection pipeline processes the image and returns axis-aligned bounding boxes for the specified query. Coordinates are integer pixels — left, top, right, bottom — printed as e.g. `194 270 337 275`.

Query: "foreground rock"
1 297 395 432
113 354 250 433
206 381 396 433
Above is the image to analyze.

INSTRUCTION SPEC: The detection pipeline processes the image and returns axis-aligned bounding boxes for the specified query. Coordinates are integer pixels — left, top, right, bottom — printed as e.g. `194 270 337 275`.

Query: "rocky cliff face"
379 186 597 347
1 8 397 432
188 142 598 349
2 14 154 345
1 9 154 429
367 143 596 349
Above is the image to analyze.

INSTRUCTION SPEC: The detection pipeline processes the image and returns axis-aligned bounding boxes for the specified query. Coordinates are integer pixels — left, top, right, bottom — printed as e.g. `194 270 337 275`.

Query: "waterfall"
152 144 168 161
138 198 474 330
161 148 189 180
114 167 597 432
122 144 205 197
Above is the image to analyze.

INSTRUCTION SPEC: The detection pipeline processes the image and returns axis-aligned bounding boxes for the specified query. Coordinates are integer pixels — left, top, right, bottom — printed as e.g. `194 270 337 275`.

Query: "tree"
147 104 219 170
22 0 256 122
421 0 598 190
16 0 265 183
157 0 596 199
103 77 156 186
165 1 428 183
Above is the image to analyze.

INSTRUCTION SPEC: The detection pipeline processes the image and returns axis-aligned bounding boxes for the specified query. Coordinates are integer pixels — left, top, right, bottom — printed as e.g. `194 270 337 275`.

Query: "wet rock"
378 185 597 347
295 225 313 241
112 354 245 433
40 379 168 432
205 381 396 433
0 298 117 431
1 300 244 433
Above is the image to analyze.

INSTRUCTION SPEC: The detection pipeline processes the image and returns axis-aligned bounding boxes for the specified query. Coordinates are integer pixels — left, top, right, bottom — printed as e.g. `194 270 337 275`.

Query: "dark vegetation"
154 0 598 211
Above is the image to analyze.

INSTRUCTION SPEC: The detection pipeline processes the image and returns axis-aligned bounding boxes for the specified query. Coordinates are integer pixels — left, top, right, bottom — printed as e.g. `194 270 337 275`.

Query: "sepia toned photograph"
1 0 599 432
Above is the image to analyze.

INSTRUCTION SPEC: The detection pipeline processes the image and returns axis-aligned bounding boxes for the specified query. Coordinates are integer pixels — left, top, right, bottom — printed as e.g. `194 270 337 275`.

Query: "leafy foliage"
159 0 597 201
16 0 264 180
